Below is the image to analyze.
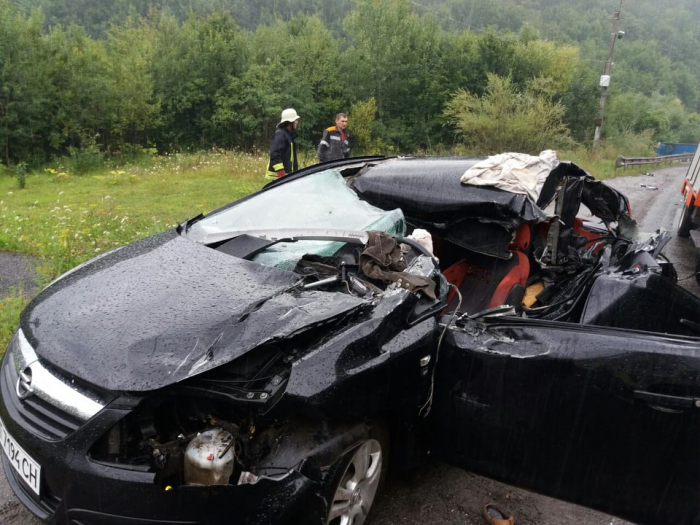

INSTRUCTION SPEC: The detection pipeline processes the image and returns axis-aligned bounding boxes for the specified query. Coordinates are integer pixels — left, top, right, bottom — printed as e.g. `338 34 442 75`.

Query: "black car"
2 156 700 525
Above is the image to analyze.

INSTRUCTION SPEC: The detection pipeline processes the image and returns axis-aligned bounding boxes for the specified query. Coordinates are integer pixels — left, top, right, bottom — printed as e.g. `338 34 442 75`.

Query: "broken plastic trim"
462 305 517 321
237 462 304 486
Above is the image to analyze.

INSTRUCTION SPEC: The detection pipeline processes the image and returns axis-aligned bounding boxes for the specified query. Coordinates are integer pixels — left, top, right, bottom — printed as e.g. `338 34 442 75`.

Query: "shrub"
66 133 105 174
444 74 574 155
15 162 27 189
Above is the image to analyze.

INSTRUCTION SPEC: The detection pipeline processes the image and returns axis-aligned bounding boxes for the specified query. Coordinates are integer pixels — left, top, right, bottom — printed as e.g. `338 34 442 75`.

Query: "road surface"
0 165 692 524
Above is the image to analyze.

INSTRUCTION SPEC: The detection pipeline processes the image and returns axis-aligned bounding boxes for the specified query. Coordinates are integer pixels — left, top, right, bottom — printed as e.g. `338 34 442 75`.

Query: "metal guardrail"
615 153 694 169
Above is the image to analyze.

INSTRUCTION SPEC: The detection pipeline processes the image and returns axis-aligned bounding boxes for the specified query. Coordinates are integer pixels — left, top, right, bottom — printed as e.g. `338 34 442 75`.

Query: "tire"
678 202 694 238
323 424 389 525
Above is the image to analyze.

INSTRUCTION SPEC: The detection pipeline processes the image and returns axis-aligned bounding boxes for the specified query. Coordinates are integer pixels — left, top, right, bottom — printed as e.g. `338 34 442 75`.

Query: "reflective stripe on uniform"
290 143 295 170
320 140 330 147
272 163 284 172
264 171 278 180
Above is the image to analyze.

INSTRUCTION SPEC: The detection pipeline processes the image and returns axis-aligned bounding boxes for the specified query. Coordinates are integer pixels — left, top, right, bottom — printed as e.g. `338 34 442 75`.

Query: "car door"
433 317 700 525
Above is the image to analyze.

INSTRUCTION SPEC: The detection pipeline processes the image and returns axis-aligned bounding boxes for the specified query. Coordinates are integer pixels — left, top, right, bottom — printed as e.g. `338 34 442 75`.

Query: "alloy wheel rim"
327 439 382 525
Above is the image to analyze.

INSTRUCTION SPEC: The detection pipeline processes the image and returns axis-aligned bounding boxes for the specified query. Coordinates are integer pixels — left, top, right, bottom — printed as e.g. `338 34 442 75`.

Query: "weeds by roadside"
558 131 657 180
0 151 276 280
0 286 30 353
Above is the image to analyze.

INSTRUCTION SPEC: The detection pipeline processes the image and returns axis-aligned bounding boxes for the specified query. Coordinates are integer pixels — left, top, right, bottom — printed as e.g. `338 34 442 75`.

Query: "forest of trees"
2 0 700 166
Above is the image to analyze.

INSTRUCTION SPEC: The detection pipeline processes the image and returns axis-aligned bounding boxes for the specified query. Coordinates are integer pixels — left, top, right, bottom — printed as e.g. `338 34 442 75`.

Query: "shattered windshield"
187 169 406 269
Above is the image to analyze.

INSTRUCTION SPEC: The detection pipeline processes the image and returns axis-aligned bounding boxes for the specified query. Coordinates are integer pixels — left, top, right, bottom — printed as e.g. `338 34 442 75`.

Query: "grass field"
1 151 271 276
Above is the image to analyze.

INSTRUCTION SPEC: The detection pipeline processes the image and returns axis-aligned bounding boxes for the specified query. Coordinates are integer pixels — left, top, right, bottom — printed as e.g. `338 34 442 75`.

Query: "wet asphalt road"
0 165 692 524
604 165 700 297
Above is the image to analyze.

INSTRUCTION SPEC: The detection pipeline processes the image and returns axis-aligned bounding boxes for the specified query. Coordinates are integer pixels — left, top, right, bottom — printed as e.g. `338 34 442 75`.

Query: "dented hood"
20 231 366 392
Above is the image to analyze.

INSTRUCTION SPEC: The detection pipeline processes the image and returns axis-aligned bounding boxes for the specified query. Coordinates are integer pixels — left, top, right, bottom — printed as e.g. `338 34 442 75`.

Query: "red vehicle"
678 142 700 237
678 141 700 282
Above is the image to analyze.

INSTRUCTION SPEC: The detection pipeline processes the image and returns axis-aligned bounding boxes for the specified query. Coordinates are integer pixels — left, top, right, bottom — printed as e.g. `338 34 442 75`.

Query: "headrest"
510 223 530 251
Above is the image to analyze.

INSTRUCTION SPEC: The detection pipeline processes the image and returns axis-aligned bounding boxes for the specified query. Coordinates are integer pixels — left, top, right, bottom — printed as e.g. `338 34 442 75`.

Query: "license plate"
0 417 41 495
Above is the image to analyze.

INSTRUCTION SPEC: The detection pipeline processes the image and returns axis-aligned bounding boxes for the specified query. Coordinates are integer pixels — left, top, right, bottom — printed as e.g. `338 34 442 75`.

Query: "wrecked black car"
2 155 700 525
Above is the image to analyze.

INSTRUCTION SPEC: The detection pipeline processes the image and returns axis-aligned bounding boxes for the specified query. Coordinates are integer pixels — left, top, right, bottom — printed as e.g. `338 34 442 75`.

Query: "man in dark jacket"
317 113 350 162
265 108 300 180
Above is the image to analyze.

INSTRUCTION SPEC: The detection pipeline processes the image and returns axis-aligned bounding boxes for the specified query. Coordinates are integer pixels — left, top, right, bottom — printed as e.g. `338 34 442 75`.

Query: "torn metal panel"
281 295 437 419
450 320 551 359
539 161 631 224
581 272 700 335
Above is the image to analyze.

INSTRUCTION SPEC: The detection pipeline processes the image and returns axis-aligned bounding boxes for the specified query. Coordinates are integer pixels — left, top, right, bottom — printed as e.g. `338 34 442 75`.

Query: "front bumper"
0 361 319 525
0 408 318 525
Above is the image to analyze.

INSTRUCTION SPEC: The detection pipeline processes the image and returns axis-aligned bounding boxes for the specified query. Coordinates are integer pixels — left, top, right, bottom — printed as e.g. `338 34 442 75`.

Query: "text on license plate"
0 417 41 495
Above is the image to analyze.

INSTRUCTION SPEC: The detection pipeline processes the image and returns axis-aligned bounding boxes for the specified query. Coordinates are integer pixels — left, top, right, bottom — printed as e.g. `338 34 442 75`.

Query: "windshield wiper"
197 228 371 246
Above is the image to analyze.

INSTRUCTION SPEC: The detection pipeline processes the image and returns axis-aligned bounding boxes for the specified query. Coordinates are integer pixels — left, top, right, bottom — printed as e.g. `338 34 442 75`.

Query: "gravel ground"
0 251 39 299
0 165 692 525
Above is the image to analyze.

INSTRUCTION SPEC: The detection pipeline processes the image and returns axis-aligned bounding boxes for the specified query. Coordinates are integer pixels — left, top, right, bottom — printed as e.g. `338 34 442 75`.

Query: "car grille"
2 349 83 440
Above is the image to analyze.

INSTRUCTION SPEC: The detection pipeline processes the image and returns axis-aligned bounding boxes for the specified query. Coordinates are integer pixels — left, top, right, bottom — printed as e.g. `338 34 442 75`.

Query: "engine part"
184 428 235 486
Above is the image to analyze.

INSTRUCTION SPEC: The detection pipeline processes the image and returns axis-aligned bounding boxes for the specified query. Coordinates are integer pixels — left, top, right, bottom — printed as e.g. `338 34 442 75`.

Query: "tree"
444 73 572 154
104 20 160 149
149 11 250 150
561 64 599 144
246 16 343 147
212 64 301 149
349 97 387 154
43 24 112 151
0 2 51 165
343 0 447 149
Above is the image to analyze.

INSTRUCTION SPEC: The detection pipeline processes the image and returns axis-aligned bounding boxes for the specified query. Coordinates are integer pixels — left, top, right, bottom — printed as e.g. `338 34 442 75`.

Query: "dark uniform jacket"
317 126 350 162
266 126 298 178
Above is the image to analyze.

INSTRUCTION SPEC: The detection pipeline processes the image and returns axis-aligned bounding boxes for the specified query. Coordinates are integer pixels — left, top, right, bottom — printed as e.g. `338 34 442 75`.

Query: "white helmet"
279 108 300 125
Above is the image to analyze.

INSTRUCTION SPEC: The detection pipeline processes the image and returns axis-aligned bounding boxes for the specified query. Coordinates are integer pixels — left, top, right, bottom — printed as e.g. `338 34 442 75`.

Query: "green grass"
557 149 622 180
0 151 271 279
559 132 659 180
0 287 30 352
0 282 30 348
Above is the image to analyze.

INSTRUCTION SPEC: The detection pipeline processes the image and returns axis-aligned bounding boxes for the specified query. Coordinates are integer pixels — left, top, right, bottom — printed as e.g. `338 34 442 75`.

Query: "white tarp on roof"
460 150 558 202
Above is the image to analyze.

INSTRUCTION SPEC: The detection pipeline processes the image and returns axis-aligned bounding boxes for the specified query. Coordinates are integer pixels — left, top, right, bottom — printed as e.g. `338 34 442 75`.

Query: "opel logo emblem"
16 366 34 400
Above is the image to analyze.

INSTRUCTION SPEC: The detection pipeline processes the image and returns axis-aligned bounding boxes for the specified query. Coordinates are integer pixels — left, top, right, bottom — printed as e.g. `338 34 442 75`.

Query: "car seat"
443 224 531 314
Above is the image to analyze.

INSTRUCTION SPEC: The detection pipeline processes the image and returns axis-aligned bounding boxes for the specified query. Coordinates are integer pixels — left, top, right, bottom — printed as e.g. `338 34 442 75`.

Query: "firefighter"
265 108 300 180
317 113 350 162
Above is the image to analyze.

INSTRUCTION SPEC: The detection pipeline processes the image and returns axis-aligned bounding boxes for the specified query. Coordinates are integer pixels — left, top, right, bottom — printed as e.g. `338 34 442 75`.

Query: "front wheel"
326 430 388 525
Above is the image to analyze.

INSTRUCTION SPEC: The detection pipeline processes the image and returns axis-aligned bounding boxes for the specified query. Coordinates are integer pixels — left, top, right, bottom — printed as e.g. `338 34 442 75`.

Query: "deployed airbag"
460 150 558 201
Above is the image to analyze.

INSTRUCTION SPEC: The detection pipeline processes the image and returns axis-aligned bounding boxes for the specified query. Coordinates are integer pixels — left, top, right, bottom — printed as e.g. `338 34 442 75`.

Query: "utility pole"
593 1 623 148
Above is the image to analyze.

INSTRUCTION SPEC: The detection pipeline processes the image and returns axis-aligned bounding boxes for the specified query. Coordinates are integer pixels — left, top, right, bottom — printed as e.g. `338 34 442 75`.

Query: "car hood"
20 231 367 392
